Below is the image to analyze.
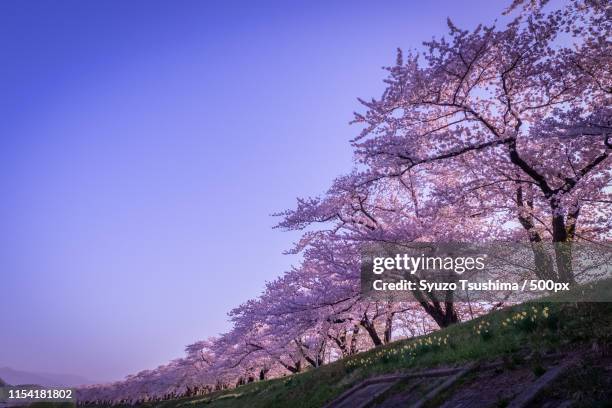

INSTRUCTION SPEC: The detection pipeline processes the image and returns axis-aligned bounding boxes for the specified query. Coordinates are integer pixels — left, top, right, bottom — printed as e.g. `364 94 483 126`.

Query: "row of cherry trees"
78 1 610 403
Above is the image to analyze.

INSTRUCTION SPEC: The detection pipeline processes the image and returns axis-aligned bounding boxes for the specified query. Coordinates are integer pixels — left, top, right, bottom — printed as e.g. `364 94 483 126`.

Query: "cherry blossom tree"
77 2 610 402
347 1 610 284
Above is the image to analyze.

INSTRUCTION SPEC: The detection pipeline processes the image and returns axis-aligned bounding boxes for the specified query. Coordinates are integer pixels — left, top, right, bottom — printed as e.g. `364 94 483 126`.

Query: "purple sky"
0 0 506 382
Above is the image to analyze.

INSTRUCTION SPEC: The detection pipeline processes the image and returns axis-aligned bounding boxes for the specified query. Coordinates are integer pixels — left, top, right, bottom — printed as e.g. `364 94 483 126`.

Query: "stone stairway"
324 354 579 408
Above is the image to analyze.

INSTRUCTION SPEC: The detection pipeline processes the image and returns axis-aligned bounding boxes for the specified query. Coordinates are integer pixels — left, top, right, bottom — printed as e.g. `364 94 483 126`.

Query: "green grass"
91 279 612 408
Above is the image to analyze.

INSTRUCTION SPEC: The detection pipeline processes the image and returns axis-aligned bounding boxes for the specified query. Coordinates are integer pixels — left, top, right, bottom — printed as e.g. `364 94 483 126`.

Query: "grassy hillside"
92 280 612 408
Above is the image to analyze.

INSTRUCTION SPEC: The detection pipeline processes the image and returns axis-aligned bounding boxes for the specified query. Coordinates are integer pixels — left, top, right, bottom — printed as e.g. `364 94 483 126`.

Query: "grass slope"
99 280 612 408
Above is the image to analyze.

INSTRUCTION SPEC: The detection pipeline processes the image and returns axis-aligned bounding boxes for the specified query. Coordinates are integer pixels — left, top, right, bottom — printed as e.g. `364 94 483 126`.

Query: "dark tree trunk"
360 314 383 346
349 325 360 355
279 358 301 373
383 313 393 344
551 200 577 285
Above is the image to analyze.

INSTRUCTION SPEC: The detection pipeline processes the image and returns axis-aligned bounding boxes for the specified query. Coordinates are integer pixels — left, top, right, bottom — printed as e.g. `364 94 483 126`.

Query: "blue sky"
0 0 506 382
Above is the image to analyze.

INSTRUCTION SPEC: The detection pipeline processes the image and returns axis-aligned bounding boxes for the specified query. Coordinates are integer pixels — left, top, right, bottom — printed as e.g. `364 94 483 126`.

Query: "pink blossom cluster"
77 1 610 403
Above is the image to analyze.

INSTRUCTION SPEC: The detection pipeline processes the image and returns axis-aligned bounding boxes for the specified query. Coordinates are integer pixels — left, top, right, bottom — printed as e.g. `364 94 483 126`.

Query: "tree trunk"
383 313 393 344
551 200 577 285
360 314 383 346
349 325 360 355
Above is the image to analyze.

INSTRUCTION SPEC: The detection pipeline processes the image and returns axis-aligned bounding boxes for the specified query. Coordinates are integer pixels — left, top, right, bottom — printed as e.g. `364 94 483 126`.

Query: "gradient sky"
0 0 507 382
